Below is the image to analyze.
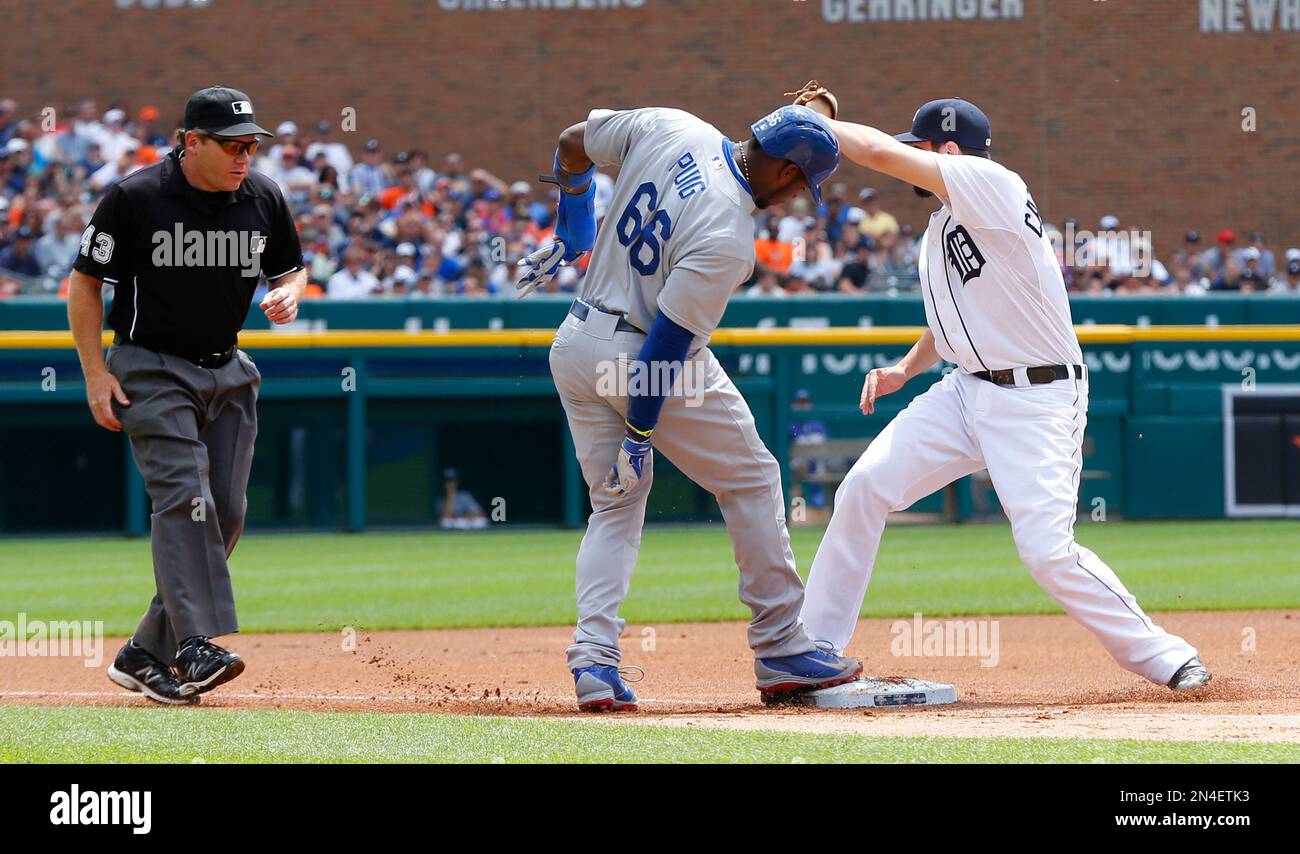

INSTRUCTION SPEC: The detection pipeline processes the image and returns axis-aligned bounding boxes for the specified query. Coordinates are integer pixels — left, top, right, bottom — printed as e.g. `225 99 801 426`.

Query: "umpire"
67 86 305 705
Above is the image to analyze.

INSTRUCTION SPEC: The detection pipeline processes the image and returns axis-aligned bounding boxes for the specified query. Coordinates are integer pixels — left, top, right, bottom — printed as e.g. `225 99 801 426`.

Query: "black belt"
569 299 644 334
972 364 1086 386
114 334 237 369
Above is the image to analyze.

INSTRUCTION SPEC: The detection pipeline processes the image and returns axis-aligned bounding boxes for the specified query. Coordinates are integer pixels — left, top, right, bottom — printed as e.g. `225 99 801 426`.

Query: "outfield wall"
5 295 1300 332
2 325 1298 534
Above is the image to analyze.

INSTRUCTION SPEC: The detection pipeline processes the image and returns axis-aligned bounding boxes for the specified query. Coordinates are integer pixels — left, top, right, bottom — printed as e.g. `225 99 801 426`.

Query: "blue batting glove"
603 433 652 497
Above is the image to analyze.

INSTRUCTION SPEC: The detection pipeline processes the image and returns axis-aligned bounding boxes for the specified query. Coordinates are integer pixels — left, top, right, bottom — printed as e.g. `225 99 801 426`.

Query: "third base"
799 677 958 709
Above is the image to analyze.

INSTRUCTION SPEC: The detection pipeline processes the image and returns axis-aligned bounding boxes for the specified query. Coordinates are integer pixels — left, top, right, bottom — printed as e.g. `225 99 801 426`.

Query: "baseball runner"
788 86 1211 692
518 98 863 711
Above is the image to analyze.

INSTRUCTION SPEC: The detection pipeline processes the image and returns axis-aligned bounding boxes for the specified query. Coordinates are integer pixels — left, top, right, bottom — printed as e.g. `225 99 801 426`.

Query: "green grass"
1 706 1294 763
1 520 1296 635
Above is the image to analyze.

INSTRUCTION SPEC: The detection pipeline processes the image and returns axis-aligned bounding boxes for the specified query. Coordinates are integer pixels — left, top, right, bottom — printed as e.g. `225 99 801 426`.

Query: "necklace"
737 141 752 185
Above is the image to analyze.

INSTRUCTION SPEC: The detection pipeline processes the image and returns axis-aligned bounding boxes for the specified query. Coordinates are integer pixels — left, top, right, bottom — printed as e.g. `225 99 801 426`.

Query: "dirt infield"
2 610 1297 742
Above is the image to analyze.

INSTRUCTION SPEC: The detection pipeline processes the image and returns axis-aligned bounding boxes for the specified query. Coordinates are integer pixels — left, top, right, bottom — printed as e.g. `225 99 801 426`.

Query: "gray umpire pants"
106 341 259 665
549 311 815 669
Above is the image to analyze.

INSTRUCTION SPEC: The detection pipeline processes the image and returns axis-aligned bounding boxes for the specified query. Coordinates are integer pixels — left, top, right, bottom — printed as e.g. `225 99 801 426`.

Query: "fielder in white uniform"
799 97 1211 692
518 103 864 711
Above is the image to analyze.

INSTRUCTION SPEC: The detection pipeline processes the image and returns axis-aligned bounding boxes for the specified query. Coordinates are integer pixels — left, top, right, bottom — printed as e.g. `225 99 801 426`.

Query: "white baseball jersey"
917 154 1082 372
581 108 756 342
801 155 1201 687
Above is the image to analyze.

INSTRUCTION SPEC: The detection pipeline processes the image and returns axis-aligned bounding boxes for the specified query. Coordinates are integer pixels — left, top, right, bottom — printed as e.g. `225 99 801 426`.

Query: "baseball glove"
785 80 839 120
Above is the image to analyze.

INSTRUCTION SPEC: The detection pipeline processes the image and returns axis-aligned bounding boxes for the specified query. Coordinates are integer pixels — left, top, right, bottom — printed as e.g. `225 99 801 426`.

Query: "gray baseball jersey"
551 107 817 670
581 107 756 341
918 153 1083 372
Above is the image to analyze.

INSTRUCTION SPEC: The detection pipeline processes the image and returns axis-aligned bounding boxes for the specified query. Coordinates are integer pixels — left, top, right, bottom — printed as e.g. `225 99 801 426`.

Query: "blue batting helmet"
750 105 840 206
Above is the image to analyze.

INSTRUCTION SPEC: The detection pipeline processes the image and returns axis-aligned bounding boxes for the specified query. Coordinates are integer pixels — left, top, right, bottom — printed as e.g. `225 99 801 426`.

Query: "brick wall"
3 0 1296 253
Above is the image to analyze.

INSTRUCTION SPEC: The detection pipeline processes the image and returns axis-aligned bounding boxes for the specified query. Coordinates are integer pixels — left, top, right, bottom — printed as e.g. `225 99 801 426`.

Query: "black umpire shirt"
72 146 304 358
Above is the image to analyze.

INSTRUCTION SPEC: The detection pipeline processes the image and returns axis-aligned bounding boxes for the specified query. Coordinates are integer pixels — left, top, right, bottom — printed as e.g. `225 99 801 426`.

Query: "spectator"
3 139 33 195
784 273 811 295
65 99 103 166
1201 229 1236 277
304 120 354 176
746 269 787 298
776 198 813 244
263 121 299 166
441 152 470 197
348 139 388 197
754 229 794 274
0 226 42 279
408 269 441 299
789 236 840 291
856 188 899 242
892 223 920 269
95 109 135 164
0 99 17 146
1214 256 1244 291
1181 231 1208 278
1162 251 1209 296
1271 258 1300 293
822 182 849 245
327 248 380 299
1238 266 1268 292
0 91 1294 304
35 210 84 282
1237 251 1269 292
837 240 874 292
438 468 487 530
265 145 316 203
1240 231 1275 276
308 203 346 256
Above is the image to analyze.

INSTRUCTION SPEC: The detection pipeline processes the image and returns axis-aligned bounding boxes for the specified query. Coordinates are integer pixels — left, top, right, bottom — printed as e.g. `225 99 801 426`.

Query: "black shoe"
174 637 245 697
107 641 196 706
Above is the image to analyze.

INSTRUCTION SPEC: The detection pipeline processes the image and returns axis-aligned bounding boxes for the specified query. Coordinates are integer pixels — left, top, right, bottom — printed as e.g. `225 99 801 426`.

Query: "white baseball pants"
802 368 1198 685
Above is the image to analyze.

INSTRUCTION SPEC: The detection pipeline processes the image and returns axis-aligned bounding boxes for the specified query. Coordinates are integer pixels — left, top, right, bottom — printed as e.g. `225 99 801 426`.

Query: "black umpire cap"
184 86 272 138
895 98 992 151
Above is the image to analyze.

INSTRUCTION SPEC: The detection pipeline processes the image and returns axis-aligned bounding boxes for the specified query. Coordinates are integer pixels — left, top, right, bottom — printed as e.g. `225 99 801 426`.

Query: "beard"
912 185 933 199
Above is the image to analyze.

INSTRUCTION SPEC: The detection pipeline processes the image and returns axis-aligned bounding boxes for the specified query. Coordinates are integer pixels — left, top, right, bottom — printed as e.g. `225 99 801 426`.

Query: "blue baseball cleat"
572 664 644 712
755 649 862 703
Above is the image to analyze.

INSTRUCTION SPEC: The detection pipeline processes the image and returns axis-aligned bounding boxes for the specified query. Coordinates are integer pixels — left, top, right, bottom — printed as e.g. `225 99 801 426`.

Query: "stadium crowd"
1 97 1298 300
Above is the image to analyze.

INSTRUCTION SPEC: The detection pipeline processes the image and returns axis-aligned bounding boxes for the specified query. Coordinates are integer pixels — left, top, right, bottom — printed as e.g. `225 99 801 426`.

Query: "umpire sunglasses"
196 131 261 157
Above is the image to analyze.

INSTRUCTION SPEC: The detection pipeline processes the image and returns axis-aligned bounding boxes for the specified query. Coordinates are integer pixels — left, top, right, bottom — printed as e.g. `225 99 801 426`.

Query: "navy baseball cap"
184 86 271 138
895 98 992 151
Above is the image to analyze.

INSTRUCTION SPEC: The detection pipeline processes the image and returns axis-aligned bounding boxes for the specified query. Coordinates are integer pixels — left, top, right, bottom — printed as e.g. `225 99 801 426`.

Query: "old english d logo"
945 224 985 284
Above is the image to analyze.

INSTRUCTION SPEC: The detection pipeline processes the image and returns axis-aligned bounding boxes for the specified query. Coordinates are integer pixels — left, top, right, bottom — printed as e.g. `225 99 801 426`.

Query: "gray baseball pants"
549 309 815 669
107 341 259 665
